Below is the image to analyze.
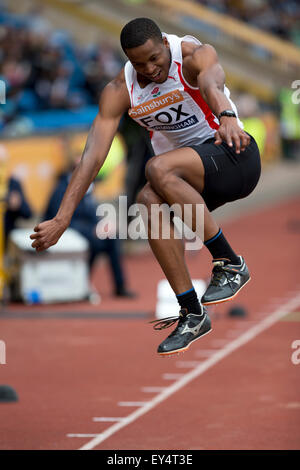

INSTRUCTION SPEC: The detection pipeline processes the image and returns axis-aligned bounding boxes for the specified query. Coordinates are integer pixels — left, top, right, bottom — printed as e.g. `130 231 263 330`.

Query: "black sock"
204 228 240 265
176 288 203 315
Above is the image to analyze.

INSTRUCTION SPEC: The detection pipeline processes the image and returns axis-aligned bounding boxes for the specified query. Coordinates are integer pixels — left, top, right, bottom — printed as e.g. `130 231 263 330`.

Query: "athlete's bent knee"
145 157 177 195
136 184 160 208
145 157 169 184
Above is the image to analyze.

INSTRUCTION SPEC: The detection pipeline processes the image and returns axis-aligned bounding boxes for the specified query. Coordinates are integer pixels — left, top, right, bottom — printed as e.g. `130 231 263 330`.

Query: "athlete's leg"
145 147 239 263
137 182 193 295
145 146 249 306
145 147 219 241
138 182 210 356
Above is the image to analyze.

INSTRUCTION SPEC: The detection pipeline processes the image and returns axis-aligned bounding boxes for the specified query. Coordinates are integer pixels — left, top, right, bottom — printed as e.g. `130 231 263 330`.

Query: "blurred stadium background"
0 0 300 451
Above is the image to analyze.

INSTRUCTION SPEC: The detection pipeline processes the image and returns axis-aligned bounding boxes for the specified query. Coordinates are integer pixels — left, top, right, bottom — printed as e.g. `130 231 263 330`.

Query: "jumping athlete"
30 18 261 356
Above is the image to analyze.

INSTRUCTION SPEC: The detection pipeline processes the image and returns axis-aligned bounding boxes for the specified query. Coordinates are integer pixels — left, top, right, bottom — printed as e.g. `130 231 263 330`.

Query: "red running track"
0 196 299 450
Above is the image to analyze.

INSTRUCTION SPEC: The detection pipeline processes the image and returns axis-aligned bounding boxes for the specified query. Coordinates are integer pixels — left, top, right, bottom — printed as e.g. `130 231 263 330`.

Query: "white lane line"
193 349 219 357
79 291 300 451
226 329 247 338
162 373 185 380
92 417 125 422
141 387 166 393
118 402 149 407
176 361 202 368
210 339 229 347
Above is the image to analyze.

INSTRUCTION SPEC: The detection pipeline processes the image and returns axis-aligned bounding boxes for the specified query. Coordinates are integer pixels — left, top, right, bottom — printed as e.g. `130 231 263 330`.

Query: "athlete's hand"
214 117 250 154
30 218 67 252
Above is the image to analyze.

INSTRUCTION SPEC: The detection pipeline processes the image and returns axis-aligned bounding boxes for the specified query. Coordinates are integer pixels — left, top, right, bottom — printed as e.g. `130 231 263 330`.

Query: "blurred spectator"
0 2 124 134
5 177 33 243
120 114 154 217
195 0 300 45
83 40 124 104
43 159 136 298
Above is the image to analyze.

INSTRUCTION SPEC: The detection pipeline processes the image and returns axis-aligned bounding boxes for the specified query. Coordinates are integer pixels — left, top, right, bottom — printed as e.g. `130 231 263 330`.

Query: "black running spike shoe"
151 307 212 356
201 256 250 306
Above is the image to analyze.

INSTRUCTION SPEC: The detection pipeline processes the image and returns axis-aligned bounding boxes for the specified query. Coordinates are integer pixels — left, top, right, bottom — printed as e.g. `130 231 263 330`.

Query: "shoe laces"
211 267 228 287
210 260 241 287
149 309 187 330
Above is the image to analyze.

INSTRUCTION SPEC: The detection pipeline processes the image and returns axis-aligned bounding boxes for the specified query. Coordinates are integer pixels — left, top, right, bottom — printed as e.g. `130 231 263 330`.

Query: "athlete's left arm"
187 44 250 153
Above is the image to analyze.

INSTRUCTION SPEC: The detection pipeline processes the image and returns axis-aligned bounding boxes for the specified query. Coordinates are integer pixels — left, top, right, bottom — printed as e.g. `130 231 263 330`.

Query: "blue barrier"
21 105 99 132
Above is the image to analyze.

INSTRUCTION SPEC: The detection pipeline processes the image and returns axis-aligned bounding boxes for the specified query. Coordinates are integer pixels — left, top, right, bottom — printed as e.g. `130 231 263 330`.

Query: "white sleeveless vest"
124 33 243 155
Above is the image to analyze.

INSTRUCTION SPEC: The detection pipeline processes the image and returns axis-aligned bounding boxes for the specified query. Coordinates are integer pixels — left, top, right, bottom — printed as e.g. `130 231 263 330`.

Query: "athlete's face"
125 37 171 84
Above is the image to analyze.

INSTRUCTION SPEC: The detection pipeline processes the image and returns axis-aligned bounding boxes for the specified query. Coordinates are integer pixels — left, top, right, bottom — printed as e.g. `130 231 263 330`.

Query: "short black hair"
120 18 163 52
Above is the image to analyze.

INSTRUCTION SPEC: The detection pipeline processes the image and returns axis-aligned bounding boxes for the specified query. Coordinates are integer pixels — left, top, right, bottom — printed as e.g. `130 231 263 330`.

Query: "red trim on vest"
130 82 134 106
174 61 219 130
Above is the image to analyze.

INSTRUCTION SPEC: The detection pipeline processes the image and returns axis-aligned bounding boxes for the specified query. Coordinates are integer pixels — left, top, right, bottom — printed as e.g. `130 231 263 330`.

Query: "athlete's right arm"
30 71 130 252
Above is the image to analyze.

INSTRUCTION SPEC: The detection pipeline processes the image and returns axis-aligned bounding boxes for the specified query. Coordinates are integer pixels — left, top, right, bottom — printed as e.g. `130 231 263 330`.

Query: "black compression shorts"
188 133 261 212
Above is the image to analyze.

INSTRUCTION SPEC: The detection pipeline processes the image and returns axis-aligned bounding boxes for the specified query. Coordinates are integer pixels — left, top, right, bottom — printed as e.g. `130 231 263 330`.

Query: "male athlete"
30 18 261 356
